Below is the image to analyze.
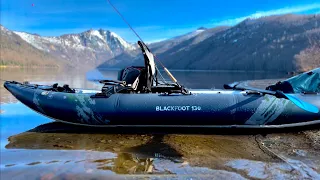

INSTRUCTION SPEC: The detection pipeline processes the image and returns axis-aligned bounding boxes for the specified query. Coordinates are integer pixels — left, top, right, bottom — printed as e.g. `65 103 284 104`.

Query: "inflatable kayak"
3 41 320 128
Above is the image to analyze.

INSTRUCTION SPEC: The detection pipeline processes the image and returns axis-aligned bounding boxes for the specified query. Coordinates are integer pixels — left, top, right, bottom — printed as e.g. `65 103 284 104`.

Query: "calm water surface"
3 68 318 179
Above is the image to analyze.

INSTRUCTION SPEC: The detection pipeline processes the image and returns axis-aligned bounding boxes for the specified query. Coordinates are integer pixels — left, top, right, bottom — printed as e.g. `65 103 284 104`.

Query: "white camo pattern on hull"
245 94 289 125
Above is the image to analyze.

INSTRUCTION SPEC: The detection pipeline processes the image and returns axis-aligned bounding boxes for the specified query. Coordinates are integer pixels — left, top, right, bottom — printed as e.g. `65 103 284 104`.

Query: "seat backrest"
138 41 156 92
118 66 144 90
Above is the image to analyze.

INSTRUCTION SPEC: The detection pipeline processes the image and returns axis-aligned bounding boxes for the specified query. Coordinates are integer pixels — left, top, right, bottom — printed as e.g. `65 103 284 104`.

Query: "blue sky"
1 0 320 43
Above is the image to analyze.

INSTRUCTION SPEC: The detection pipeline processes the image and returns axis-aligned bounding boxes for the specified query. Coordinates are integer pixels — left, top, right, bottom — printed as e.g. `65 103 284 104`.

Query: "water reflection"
5 125 317 179
95 153 169 174
3 121 276 169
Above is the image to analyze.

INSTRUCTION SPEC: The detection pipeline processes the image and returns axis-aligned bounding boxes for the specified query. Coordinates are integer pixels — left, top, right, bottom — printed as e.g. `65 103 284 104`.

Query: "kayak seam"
115 94 120 112
49 117 320 128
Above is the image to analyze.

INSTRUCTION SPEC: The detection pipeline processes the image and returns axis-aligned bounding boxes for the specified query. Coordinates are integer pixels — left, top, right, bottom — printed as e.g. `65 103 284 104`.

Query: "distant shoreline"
0 65 61 69
97 67 302 74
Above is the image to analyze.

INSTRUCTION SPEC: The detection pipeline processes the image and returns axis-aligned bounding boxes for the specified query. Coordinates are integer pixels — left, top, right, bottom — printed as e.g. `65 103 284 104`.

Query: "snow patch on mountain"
186 29 206 38
89 30 105 42
72 35 81 44
168 28 207 43
14 32 45 51
195 29 205 33
11 28 139 69
42 36 61 44
0 25 12 35
13 28 136 53
110 31 135 50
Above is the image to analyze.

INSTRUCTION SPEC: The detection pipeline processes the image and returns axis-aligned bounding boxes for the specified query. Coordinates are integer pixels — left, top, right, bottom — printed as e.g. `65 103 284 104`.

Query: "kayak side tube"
4 81 320 127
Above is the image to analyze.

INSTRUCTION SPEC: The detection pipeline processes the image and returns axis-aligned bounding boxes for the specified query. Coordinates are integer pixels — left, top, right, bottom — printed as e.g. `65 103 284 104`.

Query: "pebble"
113 148 120 152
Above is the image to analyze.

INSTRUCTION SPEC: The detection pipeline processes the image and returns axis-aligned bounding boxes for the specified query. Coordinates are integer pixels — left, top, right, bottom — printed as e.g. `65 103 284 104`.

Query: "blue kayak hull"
4 81 320 128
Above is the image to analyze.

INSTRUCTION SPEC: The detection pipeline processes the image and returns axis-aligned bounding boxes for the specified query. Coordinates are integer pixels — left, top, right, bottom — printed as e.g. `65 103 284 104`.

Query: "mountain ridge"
1 13 319 72
0 25 68 68
99 13 320 72
11 28 137 69
98 26 230 68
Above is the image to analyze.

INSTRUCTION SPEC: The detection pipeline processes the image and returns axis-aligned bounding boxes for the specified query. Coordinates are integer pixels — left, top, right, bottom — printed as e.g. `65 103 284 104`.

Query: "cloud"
211 3 320 26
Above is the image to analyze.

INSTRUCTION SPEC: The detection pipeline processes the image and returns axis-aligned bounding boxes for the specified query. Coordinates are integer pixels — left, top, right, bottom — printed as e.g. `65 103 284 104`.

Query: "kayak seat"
118 66 144 91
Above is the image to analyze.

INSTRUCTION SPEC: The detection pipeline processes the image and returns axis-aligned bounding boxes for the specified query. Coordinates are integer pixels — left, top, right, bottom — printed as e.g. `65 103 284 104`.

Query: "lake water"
2 68 320 179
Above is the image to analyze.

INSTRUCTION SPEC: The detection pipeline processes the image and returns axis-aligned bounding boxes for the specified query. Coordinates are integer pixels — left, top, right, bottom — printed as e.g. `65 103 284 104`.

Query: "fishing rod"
106 0 181 87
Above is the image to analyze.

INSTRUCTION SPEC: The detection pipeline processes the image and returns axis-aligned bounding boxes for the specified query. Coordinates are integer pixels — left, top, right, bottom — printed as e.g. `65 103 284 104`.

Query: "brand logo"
156 106 201 112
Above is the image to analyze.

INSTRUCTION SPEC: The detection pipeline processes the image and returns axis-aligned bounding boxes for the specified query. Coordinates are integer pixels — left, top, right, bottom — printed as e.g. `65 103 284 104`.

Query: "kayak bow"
225 83 319 114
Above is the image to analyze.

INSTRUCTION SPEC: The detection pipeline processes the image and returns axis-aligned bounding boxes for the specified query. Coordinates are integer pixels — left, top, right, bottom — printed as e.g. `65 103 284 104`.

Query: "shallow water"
1 68 319 179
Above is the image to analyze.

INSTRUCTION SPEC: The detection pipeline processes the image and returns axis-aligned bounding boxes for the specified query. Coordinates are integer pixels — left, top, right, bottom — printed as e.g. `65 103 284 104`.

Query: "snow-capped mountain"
100 14 320 73
170 27 207 41
1 25 12 36
0 25 66 68
13 29 136 68
98 26 229 68
147 27 209 54
151 14 320 72
4 13 319 72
